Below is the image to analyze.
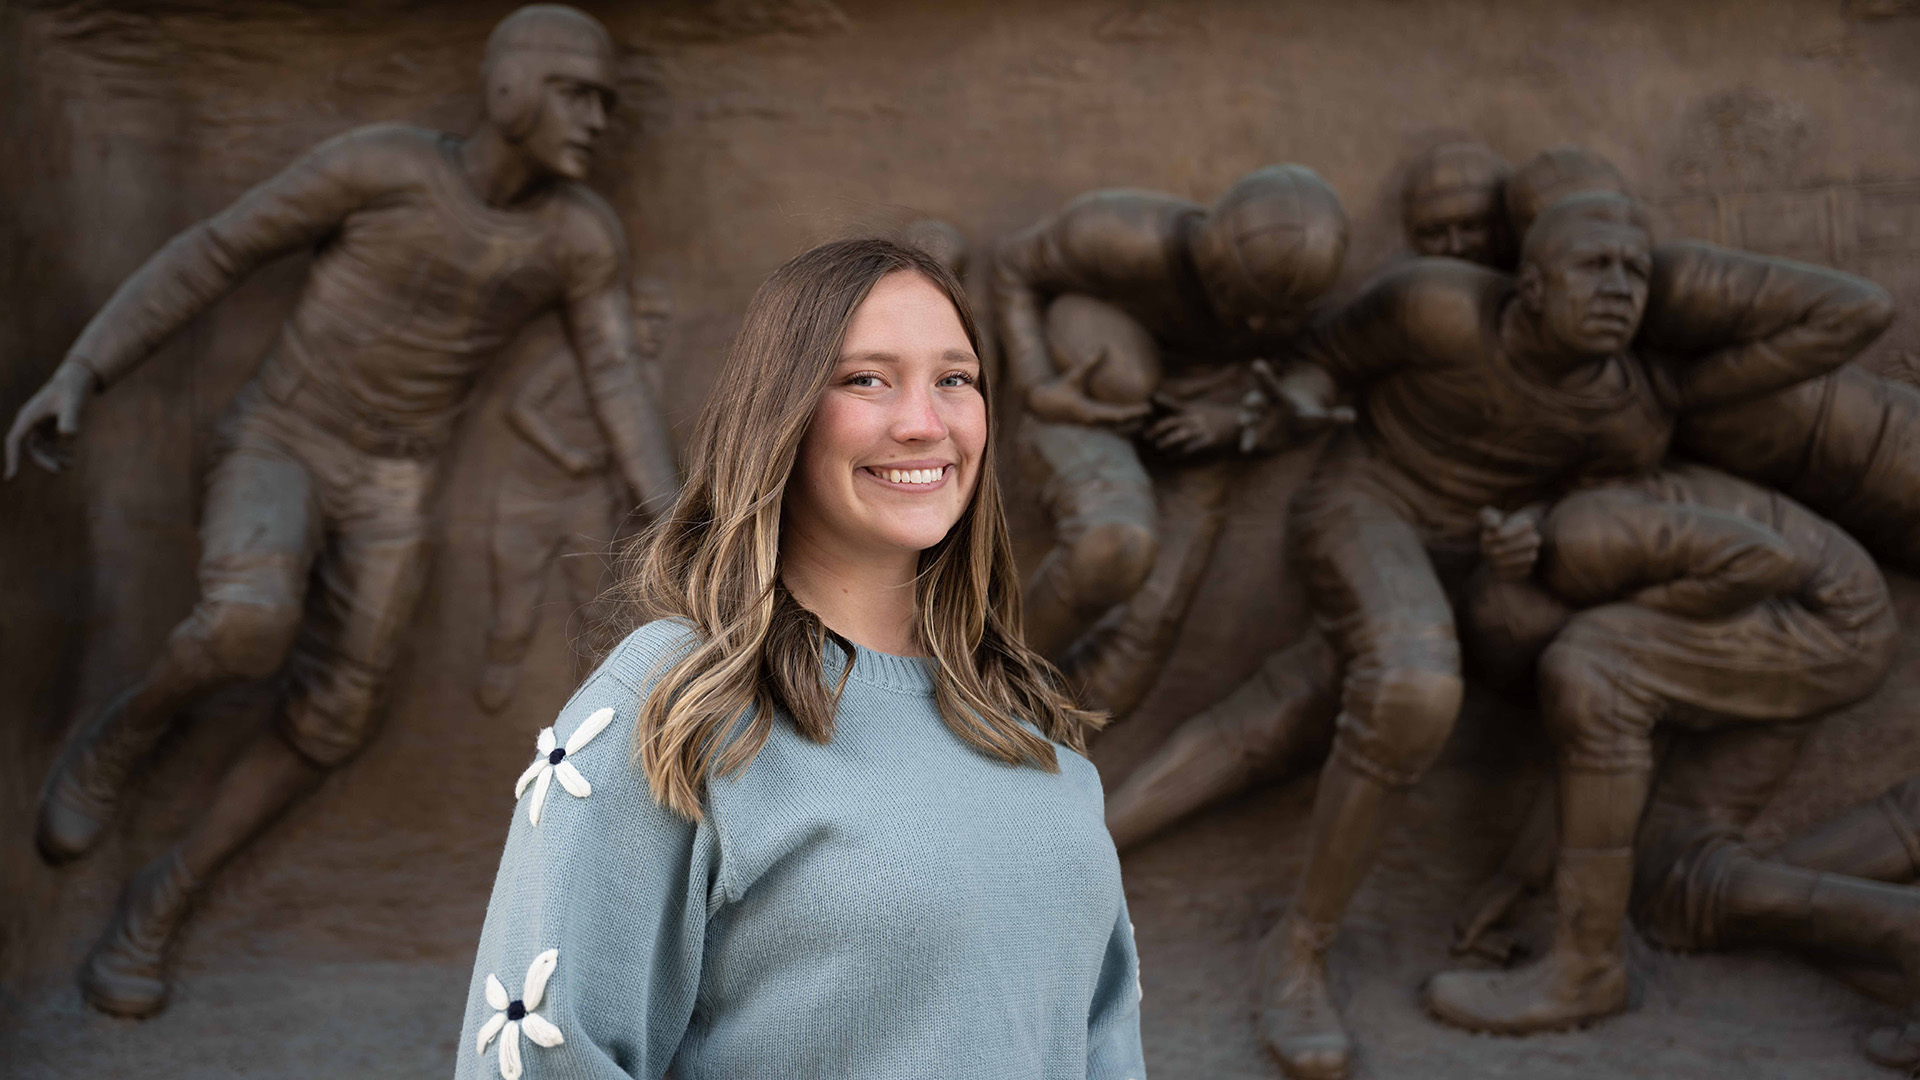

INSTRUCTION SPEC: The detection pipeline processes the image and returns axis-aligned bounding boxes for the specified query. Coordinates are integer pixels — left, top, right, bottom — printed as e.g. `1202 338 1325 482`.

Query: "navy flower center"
507 999 526 1021
548 748 565 765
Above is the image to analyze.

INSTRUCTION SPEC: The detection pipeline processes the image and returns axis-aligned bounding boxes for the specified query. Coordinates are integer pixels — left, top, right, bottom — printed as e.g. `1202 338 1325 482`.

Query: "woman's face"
788 270 987 563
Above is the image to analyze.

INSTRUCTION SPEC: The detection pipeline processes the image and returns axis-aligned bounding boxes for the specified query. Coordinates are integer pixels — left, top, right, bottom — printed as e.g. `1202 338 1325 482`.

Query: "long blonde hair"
613 237 1103 820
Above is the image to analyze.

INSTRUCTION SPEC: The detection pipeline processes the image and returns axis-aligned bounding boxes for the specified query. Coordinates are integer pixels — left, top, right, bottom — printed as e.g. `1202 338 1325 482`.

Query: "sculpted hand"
1479 505 1544 581
5 361 94 479
1144 393 1240 455
1242 360 1355 453
1026 349 1153 428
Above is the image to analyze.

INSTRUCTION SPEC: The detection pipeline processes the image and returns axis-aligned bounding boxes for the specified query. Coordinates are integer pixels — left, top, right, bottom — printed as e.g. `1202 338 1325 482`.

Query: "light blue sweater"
454 619 1147 1080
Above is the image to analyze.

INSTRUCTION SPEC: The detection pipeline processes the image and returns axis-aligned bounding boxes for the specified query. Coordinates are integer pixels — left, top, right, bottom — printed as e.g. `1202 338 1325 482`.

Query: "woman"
454 238 1147 1080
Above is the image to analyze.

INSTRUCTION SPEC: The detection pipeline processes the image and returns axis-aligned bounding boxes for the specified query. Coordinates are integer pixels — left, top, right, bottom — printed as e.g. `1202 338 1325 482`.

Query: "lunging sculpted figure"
4 3 676 1017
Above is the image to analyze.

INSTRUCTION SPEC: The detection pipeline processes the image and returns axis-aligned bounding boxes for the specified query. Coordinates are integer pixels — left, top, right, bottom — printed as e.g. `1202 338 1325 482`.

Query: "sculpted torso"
1315 259 1673 538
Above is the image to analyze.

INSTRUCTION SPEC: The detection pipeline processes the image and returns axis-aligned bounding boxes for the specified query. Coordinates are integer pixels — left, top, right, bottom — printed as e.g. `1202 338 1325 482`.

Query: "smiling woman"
454 237 1147 1080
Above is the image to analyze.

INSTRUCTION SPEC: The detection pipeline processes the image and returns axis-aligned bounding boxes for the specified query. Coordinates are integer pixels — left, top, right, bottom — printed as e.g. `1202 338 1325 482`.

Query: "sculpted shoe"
1257 913 1351 1080
36 687 160 865
80 848 199 1019
1424 848 1632 1034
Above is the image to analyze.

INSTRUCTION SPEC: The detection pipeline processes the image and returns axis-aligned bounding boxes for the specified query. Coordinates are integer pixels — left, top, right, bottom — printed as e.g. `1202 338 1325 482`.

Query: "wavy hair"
612 237 1103 820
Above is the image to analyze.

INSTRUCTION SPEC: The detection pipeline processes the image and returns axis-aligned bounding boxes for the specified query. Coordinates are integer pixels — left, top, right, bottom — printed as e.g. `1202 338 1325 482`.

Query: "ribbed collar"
823 638 937 697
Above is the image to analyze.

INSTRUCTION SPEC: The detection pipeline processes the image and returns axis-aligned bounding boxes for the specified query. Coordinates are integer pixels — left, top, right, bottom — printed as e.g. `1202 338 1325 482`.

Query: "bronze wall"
3 1 1919 1075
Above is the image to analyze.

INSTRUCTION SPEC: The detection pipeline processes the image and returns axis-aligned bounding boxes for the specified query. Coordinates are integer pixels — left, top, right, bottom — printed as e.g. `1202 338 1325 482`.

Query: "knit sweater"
453 619 1147 1080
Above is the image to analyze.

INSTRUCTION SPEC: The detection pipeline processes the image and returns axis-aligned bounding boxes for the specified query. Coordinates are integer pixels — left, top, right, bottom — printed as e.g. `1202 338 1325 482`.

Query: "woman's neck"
781 530 922 657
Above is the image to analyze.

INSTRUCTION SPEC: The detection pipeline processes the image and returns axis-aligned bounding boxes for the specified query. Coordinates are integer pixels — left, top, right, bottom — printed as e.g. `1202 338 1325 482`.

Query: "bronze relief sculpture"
1107 177 1899 1076
4 3 675 1018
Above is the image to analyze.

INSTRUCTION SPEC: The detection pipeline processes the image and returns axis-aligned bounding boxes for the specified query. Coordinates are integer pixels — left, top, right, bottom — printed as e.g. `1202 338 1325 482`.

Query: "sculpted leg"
78 452 432 1018
1064 461 1238 716
81 729 323 1018
1017 422 1157 661
1260 478 1462 1079
478 479 563 713
1774 777 1920 884
1106 628 1338 851
1712 855 1920 1070
1427 622 1655 1033
37 449 313 865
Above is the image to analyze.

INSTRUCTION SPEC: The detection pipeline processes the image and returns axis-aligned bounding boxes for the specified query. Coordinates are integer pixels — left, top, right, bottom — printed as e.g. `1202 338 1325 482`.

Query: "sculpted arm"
562 238 679 512
1542 487 1802 619
74 130 383 386
1643 241 1896 410
990 213 1149 427
1289 262 1434 387
1247 262 1445 451
507 356 599 476
6 129 378 476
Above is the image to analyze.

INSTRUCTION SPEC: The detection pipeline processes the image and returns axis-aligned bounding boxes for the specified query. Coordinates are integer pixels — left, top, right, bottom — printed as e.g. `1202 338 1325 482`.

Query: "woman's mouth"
863 464 951 489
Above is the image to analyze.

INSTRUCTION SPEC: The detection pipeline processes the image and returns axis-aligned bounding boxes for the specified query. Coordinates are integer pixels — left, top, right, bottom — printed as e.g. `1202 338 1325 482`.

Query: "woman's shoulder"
593 617 705 693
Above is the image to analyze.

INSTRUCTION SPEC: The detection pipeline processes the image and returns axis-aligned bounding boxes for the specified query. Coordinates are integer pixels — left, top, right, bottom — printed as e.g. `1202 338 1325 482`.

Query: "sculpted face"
521 72 613 181
786 271 988 560
1521 223 1652 359
1408 194 1500 264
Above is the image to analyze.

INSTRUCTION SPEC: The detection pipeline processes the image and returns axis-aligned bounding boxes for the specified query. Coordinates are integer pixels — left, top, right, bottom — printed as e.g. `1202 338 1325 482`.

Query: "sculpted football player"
1401 139 1513 268
4 4 677 1017
991 165 1348 715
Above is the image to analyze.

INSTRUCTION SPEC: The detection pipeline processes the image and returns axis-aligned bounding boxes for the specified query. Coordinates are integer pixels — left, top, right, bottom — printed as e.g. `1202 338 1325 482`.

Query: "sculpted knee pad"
1336 662 1464 785
1538 636 1658 773
174 598 302 683
1068 520 1158 611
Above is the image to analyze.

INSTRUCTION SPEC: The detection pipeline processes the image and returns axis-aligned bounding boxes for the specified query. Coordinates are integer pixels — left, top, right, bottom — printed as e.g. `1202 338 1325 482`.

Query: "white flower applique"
514 707 615 825
476 948 564 1080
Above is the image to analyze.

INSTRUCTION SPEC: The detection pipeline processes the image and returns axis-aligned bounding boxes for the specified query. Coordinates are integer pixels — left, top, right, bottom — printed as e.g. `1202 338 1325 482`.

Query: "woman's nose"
891 387 949 442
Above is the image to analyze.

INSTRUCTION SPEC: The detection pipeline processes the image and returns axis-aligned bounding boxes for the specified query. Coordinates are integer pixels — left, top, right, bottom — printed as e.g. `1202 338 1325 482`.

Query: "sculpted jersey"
68 124 633 453
1298 244 1893 543
1302 258 1670 541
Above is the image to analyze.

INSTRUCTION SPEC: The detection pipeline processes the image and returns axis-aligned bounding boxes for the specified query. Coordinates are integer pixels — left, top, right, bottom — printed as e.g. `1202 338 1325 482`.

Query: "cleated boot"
36 687 163 865
1424 847 1632 1034
80 848 200 1018
1258 913 1352 1080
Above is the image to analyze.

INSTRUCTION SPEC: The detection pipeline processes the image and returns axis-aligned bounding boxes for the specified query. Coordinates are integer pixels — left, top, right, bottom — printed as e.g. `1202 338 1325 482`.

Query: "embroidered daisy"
476 948 564 1080
514 707 614 825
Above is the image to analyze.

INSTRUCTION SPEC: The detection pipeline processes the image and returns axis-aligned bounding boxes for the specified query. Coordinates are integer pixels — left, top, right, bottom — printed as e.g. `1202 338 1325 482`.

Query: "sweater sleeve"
1086 894 1147 1080
455 624 716 1080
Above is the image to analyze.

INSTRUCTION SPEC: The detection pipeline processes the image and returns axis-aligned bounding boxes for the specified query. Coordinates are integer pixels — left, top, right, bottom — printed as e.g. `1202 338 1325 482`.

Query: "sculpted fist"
1479 504 1545 581
5 360 95 479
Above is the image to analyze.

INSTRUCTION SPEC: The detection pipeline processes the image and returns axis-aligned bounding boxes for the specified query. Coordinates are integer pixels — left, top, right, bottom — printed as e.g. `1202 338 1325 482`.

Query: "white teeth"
879 467 944 485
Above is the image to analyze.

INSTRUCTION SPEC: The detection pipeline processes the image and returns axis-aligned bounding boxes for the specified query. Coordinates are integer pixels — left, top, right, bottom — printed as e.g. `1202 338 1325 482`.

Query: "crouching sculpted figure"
4 3 677 1017
1426 465 1913 1070
991 166 1348 715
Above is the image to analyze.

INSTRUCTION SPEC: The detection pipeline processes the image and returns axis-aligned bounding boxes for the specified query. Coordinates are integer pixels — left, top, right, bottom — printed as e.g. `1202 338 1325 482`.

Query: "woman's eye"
847 373 885 388
938 372 977 388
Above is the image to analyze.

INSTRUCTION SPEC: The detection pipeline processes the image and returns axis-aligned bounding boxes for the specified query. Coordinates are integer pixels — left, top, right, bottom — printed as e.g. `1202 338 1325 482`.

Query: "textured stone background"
2 1 1919 1076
